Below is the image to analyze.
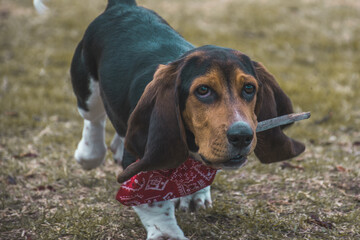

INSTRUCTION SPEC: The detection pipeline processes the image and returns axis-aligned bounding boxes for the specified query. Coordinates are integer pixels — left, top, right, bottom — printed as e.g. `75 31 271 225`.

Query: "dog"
63 0 305 239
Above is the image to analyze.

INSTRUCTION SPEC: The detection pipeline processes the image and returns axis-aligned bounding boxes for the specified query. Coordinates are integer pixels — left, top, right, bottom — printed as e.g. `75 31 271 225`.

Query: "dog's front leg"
173 186 212 212
133 201 188 240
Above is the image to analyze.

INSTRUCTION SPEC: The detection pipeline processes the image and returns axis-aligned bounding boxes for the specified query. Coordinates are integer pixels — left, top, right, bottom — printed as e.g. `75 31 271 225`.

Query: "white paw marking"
133 201 189 240
110 133 124 165
75 119 107 170
173 186 212 212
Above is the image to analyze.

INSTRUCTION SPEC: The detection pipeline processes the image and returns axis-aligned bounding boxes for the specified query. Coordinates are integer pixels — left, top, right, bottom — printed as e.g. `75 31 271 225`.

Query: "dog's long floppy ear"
253 61 305 163
117 64 188 183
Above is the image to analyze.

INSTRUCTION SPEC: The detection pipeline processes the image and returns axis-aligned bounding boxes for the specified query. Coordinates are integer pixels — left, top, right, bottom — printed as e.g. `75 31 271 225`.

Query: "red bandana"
116 158 217 206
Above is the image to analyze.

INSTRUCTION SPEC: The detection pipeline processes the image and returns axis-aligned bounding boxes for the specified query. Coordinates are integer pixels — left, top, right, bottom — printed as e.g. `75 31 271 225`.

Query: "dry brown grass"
1 0 360 239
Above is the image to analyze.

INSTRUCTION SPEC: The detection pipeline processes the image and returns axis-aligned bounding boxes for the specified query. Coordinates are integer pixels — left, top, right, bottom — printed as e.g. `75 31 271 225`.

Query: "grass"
1 0 359 239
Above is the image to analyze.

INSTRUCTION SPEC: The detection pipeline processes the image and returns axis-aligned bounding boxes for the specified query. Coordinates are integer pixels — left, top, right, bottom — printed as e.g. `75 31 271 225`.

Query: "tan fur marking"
182 66 258 167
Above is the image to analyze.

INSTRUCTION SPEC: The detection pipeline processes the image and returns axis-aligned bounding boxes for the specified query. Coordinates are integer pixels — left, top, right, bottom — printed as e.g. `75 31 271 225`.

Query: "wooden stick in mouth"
256 112 311 133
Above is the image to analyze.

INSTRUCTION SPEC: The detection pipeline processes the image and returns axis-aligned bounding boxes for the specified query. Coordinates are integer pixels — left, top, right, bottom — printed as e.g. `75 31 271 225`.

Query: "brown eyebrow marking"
188 67 226 96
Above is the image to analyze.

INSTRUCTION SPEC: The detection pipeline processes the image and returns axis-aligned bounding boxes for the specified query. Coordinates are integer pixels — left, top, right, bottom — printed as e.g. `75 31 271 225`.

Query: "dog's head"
117 45 305 183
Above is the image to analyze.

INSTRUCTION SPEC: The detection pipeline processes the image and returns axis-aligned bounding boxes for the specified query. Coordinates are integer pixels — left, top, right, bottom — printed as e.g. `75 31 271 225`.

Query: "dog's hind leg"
74 78 107 170
110 133 124 165
71 42 107 170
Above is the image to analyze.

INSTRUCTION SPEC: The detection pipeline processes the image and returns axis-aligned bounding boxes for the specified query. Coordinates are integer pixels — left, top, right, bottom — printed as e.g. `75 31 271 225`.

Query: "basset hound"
70 0 305 239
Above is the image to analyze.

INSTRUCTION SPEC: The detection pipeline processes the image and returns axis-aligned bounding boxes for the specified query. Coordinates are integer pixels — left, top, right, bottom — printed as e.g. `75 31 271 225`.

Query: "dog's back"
71 0 193 135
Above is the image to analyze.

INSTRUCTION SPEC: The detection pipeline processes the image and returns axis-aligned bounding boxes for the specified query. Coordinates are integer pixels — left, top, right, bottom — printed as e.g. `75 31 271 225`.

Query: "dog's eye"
242 84 256 102
196 85 211 97
243 84 255 94
195 85 217 103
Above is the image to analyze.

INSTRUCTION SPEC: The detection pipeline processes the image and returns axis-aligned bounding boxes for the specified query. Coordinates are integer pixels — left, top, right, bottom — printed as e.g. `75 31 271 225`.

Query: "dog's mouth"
222 155 248 168
199 154 248 169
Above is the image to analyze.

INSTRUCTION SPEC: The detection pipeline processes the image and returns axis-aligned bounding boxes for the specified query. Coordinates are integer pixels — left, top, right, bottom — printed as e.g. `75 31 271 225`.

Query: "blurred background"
0 0 359 239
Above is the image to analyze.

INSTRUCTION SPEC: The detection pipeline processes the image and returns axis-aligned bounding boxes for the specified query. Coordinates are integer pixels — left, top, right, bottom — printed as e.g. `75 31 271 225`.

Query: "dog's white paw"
110 133 124 165
75 119 107 170
147 231 189 240
74 138 106 170
173 186 212 212
133 201 189 240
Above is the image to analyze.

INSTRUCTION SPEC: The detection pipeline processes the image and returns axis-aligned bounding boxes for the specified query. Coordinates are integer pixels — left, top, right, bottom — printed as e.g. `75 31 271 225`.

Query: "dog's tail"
107 0 137 7
33 0 48 14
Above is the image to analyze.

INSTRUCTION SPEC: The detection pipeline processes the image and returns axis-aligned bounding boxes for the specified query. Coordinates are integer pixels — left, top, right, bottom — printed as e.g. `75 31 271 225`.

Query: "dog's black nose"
227 121 253 148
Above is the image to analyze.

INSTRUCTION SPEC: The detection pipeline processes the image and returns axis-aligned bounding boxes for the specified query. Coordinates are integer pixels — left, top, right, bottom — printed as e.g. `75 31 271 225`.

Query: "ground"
0 0 360 239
